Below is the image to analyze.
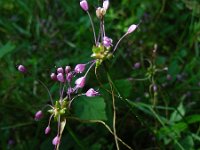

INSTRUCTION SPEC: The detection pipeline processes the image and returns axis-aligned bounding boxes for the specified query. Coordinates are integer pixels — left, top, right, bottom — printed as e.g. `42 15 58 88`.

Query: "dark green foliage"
0 0 200 150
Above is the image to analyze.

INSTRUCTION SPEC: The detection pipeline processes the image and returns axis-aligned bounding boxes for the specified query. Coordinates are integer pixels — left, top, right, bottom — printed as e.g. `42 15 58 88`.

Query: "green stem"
108 74 120 150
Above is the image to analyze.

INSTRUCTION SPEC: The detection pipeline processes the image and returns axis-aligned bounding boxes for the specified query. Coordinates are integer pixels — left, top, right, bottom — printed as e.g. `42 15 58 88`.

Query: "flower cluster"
19 0 138 149
80 0 138 67
35 61 99 147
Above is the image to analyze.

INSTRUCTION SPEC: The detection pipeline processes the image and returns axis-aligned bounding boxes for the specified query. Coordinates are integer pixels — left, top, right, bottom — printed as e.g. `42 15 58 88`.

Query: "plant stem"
108 75 120 150
67 117 133 150
87 11 97 45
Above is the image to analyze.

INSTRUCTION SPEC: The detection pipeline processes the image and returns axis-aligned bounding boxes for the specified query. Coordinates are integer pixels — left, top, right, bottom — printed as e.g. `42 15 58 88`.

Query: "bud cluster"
80 0 138 67
32 61 99 148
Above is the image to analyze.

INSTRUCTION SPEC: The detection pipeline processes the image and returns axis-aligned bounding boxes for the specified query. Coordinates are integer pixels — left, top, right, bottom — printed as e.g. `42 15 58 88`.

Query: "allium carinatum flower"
86 88 99 97
103 36 113 48
34 110 43 121
45 126 51 135
74 64 86 73
80 0 89 11
18 65 27 73
52 135 60 145
75 76 86 88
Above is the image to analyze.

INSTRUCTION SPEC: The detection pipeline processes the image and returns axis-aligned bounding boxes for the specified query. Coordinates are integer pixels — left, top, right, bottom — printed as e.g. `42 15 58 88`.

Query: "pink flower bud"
45 126 51 135
57 67 64 74
75 76 86 88
18 65 27 73
103 36 113 48
52 135 60 145
57 73 65 83
66 72 73 82
80 0 88 11
50 73 57 81
103 0 109 10
65 66 71 74
74 64 86 73
134 62 140 69
127 24 137 34
86 88 99 97
34 110 43 121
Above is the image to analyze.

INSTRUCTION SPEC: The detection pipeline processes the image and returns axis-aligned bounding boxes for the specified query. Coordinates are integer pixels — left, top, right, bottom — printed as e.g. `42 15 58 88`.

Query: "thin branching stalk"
112 33 128 53
87 11 97 45
108 75 120 150
67 117 133 150
38 79 54 105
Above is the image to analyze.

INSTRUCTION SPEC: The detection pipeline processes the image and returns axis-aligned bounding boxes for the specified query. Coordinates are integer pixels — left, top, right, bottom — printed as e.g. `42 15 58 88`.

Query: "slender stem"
112 33 128 53
60 84 66 101
38 80 54 105
87 11 97 45
84 61 96 77
48 114 54 126
68 94 85 108
102 18 106 37
67 117 134 150
108 75 120 150
55 115 61 150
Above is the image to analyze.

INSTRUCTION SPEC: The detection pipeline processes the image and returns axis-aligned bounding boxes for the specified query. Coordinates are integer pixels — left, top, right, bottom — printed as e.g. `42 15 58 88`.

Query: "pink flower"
86 88 99 97
45 126 51 135
34 110 43 121
18 65 27 73
57 73 65 83
80 0 88 11
103 36 113 48
74 64 86 73
52 135 60 145
50 73 57 81
66 72 73 82
65 66 71 74
134 62 140 69
57 67 64 74
75 77 86 88
103 0 109 10
127 24 138 34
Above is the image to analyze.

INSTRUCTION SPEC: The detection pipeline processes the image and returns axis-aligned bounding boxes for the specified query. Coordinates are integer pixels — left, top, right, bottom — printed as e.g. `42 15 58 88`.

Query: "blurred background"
0 0 200 149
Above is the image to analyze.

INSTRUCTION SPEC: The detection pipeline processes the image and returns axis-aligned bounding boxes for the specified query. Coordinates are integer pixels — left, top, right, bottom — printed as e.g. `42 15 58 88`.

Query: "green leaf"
180 136 194 150
103 79 132 97
0 42 16 59
170 102 185 122
185 114 200 124
73 96 107 120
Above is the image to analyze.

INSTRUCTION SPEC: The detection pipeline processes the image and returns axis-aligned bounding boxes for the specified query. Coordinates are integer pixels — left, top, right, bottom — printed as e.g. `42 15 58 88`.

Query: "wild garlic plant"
18 0 138 149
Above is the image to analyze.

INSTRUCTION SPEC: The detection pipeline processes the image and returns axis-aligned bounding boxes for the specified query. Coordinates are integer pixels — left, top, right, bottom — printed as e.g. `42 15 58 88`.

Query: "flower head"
18 65 27 73
127 24 138 34
52 135 60 145
75 76 86 88
50 73 57 81
96 7 106 19
103 0 109 10
134 62 140 69
65 66 71 74
34 110 43 121
86 88 99 97
66 72 73 82
80 0 89 11
45 126 51 135
103 36 113 48
57 67 64 74
74 64 86 73
57 73 65 83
